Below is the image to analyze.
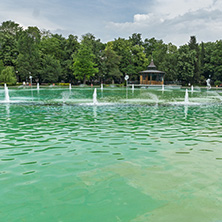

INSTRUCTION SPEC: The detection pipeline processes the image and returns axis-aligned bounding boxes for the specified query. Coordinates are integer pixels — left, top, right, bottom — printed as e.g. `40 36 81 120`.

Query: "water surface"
1 87 222 221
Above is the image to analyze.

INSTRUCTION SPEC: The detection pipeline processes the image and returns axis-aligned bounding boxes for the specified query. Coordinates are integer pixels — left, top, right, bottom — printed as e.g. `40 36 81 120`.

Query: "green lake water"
1 86 222 222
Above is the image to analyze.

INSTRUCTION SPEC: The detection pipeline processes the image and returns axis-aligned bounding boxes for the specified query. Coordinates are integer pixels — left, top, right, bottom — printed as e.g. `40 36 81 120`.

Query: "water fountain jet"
4 83 10 103
184 89 189 104
162 84 164 91
93 88 98 105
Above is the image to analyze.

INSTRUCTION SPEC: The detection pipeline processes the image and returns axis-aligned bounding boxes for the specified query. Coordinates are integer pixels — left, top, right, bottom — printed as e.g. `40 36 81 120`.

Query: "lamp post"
29 73 32 87
125 74 129 100
125 74 129 86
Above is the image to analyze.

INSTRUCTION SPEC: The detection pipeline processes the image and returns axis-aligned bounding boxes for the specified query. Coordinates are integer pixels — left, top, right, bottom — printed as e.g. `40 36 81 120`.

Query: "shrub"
214 80 221 86
58 83 70 86
0 66 17 85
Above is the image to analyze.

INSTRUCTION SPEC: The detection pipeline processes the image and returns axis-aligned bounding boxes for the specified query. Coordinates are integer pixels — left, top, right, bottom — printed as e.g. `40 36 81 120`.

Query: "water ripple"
1 89 222 221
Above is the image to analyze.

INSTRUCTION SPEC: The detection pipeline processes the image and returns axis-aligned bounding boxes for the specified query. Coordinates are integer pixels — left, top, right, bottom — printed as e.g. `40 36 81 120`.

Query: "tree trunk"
83 75 86 84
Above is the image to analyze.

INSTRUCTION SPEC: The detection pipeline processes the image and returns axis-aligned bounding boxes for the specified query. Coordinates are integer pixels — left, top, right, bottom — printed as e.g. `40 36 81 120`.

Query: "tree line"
0 20 222 86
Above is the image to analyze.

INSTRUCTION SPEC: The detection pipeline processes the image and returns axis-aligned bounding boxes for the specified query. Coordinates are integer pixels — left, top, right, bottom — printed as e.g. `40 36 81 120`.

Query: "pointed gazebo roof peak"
148 58 156 70
139 58 165 74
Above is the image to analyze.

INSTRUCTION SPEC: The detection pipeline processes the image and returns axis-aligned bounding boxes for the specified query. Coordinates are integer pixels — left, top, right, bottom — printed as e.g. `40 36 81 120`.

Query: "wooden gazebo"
139 59 165 85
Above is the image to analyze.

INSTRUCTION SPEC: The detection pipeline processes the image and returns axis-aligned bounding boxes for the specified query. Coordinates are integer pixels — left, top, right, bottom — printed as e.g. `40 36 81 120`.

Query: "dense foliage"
0 20 222 86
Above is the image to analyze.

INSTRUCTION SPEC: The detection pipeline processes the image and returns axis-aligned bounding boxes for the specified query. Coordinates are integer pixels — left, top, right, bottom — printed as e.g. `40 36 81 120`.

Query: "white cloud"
1 0 222 45
0 1 62 31
106 0 222 46
152 0 213 19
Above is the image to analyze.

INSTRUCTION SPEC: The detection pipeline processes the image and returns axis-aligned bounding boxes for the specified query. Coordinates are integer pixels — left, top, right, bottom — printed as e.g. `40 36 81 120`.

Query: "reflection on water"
184 105 188 119
0 88 222 221
93 105 97 119
5 103 10 116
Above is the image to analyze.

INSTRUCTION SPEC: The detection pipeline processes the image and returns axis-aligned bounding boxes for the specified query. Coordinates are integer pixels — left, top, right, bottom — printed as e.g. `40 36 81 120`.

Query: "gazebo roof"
140 70 165 74
139 59 165 74
148 59 156 69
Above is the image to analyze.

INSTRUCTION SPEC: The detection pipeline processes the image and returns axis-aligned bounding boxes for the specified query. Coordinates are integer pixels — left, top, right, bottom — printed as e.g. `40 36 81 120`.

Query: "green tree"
81 33 105 83
64 34 80 83
17 26 41 82
81 33 104 53
129 33 143 46
177 44 196 84
211 40 222 83
128 44 148 81
40 54 62 83
201 42 216 82
0 21 22 68
199 41 205 83
0 60 4 74
101 46 122 83
0 20 22 39
0 66 17 84
110 36 149 83
73 44 98 84
0 33 18 67
143 38 167 68
161 43 178 82
40 35 61 57
143 37 160 57
39 33 67 82
188 36 200 83
110 38 133 79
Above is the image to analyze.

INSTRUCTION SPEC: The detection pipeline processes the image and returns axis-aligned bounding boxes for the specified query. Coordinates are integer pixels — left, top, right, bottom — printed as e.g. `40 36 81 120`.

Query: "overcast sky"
1 0 222 46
